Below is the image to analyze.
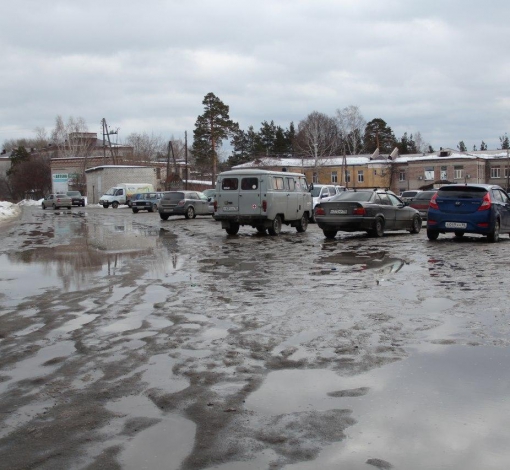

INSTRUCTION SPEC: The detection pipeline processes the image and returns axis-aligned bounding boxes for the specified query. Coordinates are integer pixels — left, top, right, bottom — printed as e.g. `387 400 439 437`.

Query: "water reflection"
1 219 181 294
320 249 406 274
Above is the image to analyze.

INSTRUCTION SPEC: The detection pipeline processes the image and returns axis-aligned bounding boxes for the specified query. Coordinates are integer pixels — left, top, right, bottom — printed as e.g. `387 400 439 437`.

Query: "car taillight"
262 200 267 211
315 207 325 216
352 207 366 215
429 193 439 209
477 193 491 211
177 200 185 206
213 200 217 212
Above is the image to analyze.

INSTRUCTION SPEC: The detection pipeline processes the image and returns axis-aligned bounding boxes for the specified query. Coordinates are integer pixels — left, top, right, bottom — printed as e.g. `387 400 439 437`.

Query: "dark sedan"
314 189 422 239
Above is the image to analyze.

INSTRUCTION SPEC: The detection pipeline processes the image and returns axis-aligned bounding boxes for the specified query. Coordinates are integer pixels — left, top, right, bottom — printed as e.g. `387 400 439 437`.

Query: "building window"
505 167 510 178
491 166 501 178
399 171 406 182
454 165 463 180
346 171 351 183
424 167 434 180
331 171 338 183
374 169 377 175
156 168 161 179
440 166 447 181
313 172 318 183
357 170 364 183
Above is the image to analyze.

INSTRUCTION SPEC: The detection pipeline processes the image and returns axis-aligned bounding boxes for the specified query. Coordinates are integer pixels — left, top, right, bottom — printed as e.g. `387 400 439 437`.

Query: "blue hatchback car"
427 184 510 242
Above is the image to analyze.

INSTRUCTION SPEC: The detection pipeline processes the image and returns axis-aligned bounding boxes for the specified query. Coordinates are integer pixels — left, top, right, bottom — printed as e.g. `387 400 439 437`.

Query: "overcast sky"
1 0 510 154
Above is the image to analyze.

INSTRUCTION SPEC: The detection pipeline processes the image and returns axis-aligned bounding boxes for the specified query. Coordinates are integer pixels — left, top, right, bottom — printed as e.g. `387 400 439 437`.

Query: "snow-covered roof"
233 149 510 169
85 165 150 172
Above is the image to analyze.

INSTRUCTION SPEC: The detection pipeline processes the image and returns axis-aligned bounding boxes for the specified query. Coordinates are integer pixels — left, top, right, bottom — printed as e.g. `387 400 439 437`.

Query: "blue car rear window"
437 187 487 199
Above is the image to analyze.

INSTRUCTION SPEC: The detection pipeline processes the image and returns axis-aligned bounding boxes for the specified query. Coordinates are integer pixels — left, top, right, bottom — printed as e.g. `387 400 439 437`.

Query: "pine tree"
363 118 396 154
457 141 467 152
192 93 235 185
7 146 30 176
480 141 488 150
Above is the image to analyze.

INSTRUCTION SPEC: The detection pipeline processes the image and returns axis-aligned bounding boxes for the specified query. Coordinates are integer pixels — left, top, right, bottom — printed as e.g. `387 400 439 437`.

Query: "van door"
270 175 287 219
217 176 240 215
285 176 299 220
239 176 262 215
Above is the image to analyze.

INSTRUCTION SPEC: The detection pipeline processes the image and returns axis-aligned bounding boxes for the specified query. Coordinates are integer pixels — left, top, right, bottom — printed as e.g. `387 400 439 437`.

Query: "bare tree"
50 116 95 158
413 132 431 154
336 105 366 155
124 132 166 162
295 112 339 171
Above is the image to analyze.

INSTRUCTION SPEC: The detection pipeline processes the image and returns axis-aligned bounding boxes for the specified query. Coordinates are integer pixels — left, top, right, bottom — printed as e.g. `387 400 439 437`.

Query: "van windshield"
104 188 117 195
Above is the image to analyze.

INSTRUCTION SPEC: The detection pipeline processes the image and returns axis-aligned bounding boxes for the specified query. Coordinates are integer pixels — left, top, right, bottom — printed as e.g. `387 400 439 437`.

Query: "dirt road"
1 205 510 469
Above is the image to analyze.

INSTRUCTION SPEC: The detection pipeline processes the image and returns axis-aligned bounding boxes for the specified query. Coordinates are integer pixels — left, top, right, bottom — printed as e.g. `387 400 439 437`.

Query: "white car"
310 184 341 222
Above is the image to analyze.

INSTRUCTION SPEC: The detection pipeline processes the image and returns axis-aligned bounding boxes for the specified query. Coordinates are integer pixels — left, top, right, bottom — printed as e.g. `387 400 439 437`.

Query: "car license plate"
223 206 238 211
329 209 347 214
445 222 467 229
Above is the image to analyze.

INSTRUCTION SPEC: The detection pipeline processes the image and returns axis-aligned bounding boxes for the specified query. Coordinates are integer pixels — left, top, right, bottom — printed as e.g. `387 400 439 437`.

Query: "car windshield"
330 191 374 202
402 191 418 197
437 187 488 199
67 191 80 196
310 186 325 197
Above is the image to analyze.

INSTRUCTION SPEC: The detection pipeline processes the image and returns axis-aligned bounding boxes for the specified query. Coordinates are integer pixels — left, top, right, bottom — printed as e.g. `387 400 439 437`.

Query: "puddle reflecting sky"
244 345 510 470
0 221 181 297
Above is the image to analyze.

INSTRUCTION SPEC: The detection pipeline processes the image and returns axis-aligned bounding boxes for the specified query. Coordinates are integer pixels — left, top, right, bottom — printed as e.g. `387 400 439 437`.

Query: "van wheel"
160 213 169 221
296 214 309 233
185 206 195 219
103 204 109 209
488 219 500 243
42 203 46 210
112 201 119 209
268 215 282 236
132 208 139 213
226 224 239 235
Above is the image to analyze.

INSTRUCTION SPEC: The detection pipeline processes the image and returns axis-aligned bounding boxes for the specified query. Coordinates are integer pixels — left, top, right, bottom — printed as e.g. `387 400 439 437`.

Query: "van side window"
286 178 296 191
274 177 285 190
222 178 239 190
298 177 308 192
241 177 259 190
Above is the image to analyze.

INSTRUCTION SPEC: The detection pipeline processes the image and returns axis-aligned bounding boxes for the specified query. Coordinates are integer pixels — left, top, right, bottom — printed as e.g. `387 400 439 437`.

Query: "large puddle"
0 219 182 299
235 344 510 470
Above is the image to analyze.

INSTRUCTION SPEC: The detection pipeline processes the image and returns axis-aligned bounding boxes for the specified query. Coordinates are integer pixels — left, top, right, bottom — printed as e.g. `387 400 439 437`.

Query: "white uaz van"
213 169 313 235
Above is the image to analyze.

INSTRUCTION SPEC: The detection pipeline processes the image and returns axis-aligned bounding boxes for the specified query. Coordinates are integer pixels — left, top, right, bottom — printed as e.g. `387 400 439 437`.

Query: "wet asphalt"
1 205 510 470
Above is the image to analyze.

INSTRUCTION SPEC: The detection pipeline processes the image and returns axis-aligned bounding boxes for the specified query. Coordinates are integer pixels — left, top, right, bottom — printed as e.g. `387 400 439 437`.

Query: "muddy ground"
1 205 510 470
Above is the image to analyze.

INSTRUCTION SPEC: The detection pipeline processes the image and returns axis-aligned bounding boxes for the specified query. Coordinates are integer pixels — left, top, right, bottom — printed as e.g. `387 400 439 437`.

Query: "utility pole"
101 118 117 164
185 131 188 190
507 146 509 192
